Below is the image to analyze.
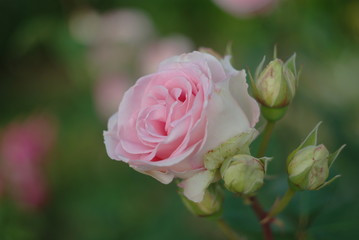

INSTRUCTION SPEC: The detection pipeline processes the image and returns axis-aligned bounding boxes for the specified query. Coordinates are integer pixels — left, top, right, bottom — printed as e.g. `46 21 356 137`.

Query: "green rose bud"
288 145 330 190
287 122 345 191
220 154 270 195
250 50 298 121
180 184 223 218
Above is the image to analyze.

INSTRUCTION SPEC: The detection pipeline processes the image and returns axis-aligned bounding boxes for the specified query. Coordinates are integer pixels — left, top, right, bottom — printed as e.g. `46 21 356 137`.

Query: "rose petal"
222 56 260 127
179 170 215 202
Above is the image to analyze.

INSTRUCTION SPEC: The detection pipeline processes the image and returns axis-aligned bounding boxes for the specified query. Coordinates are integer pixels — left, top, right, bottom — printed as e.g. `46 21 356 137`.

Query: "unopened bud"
251 51 298 121
287 122 345 191
180 184 223 218
288 145 329 190
220 154 269 195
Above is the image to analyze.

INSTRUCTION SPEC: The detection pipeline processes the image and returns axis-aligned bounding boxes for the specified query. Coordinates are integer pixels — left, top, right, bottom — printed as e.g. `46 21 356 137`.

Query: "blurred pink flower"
69 8 154 46
69 9 101 46
87 44 133 76
94 75 130 120
139 35 194 74
0 115 57 210
99 9 154 45
0 176 4 198
213 0 277 17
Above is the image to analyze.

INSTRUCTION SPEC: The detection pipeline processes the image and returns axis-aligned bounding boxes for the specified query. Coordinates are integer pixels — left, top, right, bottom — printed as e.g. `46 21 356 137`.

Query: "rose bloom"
104 51 259 202
213 0 277 17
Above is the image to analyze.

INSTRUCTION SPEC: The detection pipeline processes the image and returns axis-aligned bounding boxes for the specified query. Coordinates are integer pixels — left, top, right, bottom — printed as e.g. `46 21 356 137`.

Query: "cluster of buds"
250 50 299 121
181 49 345 222
181 130 270 217
287 123 345 191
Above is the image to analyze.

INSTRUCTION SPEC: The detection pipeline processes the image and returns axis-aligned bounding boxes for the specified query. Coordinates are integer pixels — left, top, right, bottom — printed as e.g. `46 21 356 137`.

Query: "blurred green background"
0 0 359 239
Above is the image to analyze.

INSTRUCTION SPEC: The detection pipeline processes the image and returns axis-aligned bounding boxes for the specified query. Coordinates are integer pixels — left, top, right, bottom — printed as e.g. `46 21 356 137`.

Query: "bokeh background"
0 0 358 239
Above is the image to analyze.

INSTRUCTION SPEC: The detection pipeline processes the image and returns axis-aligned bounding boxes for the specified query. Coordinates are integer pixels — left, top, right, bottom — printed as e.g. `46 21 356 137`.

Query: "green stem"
217 218 243 240
262 188 296 223
257 121 275 157
246 120 276 239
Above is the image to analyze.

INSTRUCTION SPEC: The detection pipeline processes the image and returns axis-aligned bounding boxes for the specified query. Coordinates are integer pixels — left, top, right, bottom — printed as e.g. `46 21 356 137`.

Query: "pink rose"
104 51 259 202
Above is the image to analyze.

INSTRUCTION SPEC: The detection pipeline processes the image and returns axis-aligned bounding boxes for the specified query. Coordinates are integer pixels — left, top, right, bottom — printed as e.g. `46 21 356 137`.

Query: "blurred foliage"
1 0 359 239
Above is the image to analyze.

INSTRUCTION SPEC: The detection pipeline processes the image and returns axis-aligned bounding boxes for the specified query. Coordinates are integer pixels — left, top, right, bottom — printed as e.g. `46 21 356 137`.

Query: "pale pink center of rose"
119 65 209 163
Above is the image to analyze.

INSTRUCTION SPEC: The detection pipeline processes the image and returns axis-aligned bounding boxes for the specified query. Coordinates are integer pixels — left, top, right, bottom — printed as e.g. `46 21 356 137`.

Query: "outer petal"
104 113 130 162
222 56 260 127
197 79 251 157
133 167 175 184
158 51 227 84
179 170 215 202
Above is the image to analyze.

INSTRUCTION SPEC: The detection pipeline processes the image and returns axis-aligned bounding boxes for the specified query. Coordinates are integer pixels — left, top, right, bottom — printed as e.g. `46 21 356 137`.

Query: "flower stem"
262 188 296 223
257 121 276 157
247 120 276 240
248 196 273 240
217 218 243 240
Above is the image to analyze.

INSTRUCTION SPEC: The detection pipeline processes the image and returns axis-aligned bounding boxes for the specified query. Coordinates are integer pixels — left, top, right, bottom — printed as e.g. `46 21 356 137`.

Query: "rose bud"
104 50 260 203
180 184 223 218
220 154 270 195
287 122 345 191
250 52 298 121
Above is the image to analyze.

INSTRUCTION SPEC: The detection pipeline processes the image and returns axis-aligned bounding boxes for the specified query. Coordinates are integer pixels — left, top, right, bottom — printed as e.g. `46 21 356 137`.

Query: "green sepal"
273 45 278 59
284 53 297 77
287 122 322 165
248 70 258 98
258 157 272 173
225 42 233 57
204 129 257 171
328 144 346 168
288 163 312 190
179 183 223 219
255 56 266 79
316 175 341 190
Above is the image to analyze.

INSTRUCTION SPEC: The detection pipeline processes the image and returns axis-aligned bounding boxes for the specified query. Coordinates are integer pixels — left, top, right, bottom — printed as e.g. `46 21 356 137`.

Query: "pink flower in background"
0 115 57 210
94 75 130 119
99 9 154 45
69 8 154 46
104 51 259 202
69 8 101 46
139 35 194 75
213 0 277 17
0 176 4 198
70 8 155 76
